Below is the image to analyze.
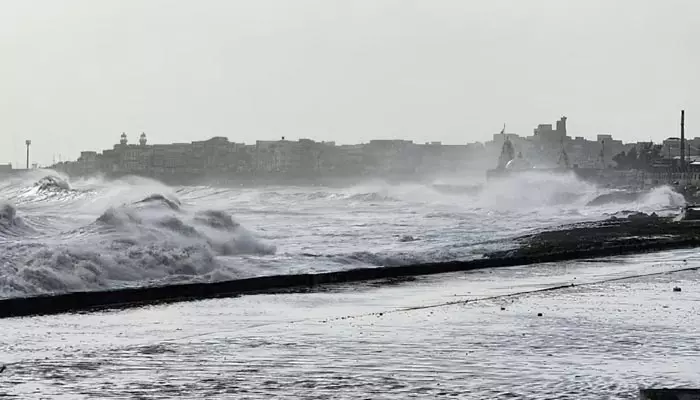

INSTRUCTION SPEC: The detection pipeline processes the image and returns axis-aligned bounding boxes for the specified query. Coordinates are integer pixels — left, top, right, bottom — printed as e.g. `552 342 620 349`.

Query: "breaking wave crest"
0 182 276 297
35 175 72 192
0 172 689 298
638 186 686 209
93 193 278 258
0 203 34 237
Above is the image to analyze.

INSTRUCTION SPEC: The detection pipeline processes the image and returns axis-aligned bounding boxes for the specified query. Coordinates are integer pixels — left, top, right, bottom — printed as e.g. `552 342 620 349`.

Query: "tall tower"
681 110 685 171
139 132 147 146
25 140 31 169
556 116 568 136
120 132 128 146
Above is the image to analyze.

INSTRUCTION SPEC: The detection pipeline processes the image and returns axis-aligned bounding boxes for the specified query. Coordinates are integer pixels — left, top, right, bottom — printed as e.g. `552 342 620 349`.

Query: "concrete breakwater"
2 217 700 319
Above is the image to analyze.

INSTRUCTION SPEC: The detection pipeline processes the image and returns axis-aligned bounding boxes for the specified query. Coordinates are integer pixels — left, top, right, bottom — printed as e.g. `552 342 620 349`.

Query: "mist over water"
0 170 685 298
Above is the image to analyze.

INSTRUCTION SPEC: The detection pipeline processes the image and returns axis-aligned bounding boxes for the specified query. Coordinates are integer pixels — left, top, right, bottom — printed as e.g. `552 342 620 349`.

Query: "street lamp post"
25 140 31 170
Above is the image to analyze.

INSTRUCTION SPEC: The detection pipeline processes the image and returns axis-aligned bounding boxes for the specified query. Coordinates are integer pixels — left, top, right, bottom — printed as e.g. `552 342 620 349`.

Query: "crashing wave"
96 207 142 227
0 203 33 236
194 210 276 255
0 203 20 227
208 234 277 256
475 171 599 210
157 216 201 237
134 194 181 211
586 186 685 212
347 192 397 202
95 198 275 257
35 176 71 192
0 244 227 297
194 210 240 231
639 186 685 209
586 191 642 207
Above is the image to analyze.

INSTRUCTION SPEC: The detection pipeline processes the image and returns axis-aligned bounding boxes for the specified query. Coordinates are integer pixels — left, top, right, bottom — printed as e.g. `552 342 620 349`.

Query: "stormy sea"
1 170 698 399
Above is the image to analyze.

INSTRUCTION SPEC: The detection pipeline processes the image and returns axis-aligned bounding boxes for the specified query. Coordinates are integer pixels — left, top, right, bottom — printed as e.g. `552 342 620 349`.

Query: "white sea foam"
0 172 686 298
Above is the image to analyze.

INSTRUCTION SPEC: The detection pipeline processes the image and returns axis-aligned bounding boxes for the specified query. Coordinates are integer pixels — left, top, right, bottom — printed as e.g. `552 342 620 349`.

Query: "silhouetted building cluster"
485 117 630 169
45 115 695 181
51 133 489 182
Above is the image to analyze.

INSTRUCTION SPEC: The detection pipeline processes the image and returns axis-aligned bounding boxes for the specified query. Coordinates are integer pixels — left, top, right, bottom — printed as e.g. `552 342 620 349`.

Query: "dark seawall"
2 231 700 319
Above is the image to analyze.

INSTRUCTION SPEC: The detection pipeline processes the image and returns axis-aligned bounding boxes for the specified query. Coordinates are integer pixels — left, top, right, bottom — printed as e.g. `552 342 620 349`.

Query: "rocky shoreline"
2 212 700 319
487 212 700 260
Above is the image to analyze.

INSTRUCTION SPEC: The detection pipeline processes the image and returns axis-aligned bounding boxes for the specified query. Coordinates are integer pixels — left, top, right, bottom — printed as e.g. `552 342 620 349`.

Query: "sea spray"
0 172 687 298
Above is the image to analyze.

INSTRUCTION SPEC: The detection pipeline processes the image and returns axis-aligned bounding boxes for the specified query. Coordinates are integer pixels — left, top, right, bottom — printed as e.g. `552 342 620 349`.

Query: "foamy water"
2 250 699 399
0 169 686 298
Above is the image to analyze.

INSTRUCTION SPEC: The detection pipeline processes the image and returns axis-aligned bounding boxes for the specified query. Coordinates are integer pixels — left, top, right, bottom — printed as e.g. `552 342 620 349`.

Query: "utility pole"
25 140 31 170
681 110 686 171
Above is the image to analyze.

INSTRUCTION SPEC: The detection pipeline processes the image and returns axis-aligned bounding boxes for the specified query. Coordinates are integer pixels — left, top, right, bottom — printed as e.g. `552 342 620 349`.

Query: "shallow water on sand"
2 250 699 399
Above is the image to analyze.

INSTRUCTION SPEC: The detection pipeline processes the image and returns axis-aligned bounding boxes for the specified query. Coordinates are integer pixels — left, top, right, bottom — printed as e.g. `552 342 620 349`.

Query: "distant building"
363 139 419 174
76 151 98 175
533 116 567 144
662 137 681 159
0 163 12 173
51 115 655 180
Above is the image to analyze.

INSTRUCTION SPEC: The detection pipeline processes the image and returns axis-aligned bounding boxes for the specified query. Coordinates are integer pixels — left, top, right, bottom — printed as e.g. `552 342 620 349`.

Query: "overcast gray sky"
1 0 698 166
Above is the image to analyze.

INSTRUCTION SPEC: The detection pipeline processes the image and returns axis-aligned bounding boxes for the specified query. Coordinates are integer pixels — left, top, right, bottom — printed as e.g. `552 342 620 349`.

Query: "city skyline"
1 114 690 168
2 0 698 166
0 124 623 167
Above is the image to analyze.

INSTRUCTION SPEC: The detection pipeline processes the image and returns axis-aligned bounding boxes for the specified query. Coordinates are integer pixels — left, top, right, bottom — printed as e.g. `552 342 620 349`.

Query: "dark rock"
628 212 651 221
673 287 682 292
640 388 700 400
